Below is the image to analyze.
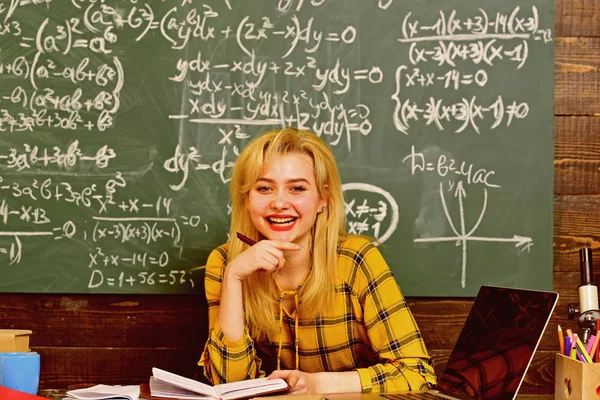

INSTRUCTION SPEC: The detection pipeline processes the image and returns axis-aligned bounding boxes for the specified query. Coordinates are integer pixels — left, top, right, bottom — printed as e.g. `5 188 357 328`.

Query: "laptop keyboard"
383 392 451 400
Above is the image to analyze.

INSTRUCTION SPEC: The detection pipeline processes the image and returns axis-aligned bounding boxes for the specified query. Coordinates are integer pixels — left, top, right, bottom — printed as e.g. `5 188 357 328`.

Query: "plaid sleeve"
353 242 437 393
198 245 264 384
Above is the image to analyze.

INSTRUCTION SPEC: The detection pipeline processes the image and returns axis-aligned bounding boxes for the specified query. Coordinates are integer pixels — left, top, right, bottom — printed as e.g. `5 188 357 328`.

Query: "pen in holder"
555 353 600 400
568 248 600 344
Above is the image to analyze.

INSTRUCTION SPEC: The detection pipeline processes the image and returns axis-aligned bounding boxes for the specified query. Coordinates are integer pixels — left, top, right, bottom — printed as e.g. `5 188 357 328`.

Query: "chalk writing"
0 0 554 295
414 182 533 288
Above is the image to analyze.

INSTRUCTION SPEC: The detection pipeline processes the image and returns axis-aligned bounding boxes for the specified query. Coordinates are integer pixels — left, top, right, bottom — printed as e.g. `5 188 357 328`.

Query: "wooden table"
38 390 67 400
38 389 555 399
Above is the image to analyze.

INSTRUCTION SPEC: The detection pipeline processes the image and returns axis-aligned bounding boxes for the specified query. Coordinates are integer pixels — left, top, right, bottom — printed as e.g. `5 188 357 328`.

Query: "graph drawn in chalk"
414 181 533 288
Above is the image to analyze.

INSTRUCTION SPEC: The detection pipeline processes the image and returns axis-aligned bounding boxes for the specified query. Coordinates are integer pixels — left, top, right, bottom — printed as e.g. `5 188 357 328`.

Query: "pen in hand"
236 232 295 269
236 232 257 246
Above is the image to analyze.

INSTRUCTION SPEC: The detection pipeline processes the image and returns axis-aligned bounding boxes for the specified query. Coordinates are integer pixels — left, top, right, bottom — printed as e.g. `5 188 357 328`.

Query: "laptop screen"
436 286 558 400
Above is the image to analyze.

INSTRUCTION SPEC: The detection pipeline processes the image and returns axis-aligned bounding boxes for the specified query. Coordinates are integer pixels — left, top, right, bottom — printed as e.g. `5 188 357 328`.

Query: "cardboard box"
555 353 600 400
0 329 32 352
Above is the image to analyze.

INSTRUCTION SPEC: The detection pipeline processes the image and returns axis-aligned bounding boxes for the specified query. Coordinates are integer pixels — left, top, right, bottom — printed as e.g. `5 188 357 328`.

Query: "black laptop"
328 285 558 400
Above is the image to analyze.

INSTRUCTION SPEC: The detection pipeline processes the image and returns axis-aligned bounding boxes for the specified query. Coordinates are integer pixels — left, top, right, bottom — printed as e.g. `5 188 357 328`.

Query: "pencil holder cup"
555 353 600 399
0 352 40 395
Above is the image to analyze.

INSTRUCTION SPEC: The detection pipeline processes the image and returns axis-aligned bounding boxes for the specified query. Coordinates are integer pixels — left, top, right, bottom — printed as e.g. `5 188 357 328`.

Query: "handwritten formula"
0 0 554 296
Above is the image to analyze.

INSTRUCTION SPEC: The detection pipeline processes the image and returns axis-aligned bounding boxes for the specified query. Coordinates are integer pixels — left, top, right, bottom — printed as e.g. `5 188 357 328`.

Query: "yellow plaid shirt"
199 236 437 393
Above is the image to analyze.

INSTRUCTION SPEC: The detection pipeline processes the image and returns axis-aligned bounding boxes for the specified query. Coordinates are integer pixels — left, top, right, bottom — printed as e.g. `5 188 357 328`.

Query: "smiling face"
246 152 327 247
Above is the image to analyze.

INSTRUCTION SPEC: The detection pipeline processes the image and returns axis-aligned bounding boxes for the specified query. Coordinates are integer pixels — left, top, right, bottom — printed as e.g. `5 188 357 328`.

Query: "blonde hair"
228 127 347 339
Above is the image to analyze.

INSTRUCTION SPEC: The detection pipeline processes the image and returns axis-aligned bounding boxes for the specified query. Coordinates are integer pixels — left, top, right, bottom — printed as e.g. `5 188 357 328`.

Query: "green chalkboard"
0 0 554 296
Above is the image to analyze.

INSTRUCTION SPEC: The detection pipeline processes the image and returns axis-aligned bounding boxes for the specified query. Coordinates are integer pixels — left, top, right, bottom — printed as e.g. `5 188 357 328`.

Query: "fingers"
287 372 301 390
269 240 304 251
268 370 290 380
259 251 281 272
261 246 286 271
231 239 304 278
269 370 304 393
256 241 301 272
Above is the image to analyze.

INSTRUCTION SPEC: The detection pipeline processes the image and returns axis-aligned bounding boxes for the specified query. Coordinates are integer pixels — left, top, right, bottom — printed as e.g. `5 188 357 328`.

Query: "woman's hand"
269 369 317 394
269 370 362 395
226 240 302 281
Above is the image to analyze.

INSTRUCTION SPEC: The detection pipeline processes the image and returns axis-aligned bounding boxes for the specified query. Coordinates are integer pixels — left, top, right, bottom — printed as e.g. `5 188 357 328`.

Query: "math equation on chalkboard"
0 0 554 296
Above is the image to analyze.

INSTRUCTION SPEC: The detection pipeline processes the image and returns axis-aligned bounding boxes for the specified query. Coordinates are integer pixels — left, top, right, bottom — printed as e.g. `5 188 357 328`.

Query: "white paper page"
214 378 288 398
152 367 216 397
66 384 140 400
149 377 213 400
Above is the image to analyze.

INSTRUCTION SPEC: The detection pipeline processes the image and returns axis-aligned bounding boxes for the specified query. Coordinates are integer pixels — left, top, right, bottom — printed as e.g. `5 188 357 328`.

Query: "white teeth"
268 217 296 225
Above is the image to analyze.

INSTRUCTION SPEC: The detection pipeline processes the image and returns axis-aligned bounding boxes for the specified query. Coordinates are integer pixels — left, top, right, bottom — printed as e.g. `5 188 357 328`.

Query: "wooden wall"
1 0 599 395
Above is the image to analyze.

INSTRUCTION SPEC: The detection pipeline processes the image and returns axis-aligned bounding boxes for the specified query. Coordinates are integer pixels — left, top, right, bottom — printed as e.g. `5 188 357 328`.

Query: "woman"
199 127 436 394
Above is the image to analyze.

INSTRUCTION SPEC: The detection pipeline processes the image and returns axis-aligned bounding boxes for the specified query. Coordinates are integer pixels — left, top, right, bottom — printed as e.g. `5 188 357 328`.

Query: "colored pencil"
565 328 574 339
585 334 596 355
571 333 578 359
575 334 593 363
596 320 600 362
589 332 599 362
564 336 571 357
558 325 565 355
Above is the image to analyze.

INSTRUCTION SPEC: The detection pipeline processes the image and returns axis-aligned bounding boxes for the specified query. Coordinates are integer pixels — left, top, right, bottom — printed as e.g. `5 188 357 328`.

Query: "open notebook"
330 285 559 400
146 367 289 400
